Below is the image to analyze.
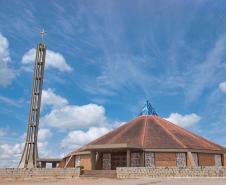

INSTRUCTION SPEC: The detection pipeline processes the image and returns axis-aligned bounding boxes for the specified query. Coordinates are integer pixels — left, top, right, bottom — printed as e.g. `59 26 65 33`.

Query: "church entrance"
111 152 126 170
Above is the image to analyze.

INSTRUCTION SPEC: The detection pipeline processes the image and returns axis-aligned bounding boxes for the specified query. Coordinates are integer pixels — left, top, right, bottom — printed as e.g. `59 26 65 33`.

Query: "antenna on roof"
139 100 158 116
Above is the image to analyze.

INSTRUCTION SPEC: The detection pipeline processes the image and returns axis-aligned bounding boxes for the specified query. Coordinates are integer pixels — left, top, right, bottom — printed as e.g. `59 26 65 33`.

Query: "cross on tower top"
40 28 47 43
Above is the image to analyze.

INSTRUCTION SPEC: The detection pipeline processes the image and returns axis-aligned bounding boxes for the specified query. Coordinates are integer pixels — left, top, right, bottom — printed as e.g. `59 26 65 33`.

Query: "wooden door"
111 152 126 170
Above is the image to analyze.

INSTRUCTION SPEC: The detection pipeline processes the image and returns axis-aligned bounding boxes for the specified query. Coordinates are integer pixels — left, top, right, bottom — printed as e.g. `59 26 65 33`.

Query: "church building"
59 101 226 170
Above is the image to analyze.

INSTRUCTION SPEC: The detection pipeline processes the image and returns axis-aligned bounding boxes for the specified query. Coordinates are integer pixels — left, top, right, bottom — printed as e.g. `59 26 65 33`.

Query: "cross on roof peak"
139 100 158 116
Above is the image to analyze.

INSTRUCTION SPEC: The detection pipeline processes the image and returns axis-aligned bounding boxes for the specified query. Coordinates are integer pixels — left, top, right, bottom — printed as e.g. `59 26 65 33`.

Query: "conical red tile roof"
86 115 224 151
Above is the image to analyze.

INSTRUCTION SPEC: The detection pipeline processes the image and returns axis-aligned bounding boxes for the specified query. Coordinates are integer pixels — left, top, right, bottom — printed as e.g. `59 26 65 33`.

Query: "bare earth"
1 178 226 185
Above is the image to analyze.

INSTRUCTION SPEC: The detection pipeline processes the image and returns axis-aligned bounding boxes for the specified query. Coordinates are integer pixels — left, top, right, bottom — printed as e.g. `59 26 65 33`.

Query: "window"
145 152 155 167
176 153 186 168
192 153 198 167
131 152 141 167
214 154 222 167
103 153 111 170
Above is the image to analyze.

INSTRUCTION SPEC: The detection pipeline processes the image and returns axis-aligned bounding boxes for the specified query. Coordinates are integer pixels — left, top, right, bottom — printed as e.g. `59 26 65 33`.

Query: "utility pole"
18 29 47 168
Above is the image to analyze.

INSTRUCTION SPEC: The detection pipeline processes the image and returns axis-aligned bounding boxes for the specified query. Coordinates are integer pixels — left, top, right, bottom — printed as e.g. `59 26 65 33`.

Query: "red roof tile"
69 115 225 155
88 116 225 150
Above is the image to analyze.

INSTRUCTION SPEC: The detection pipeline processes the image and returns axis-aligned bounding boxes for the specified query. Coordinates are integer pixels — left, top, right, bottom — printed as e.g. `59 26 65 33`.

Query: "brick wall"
198 153 215 166
116 167 226 178
58 158 66 168
65 156 75 168
80 155 91 170
155 152 176 167
0 168 80 179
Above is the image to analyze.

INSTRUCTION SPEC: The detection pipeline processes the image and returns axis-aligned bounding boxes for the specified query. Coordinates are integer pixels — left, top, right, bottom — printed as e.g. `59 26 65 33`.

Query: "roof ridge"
141 115 148 147
152 116 187 148
162 118 224 150
110 116 141 144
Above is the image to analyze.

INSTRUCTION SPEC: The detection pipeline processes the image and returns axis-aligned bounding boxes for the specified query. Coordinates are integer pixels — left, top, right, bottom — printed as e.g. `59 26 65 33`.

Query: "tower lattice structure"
18 42 46 168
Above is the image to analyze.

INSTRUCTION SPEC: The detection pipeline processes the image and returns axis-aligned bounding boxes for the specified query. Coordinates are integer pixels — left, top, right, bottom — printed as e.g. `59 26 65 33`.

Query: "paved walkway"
1 177 226 185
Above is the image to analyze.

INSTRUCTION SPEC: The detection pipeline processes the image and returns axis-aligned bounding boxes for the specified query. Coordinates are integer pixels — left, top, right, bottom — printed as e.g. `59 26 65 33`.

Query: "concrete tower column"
18 42 47 168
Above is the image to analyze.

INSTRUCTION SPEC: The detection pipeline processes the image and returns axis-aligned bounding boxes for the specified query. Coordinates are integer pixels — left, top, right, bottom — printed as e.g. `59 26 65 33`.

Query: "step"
81 170 116 178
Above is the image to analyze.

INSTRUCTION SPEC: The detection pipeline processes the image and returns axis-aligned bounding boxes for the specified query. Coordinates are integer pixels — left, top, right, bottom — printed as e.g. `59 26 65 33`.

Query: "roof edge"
84 143 143 150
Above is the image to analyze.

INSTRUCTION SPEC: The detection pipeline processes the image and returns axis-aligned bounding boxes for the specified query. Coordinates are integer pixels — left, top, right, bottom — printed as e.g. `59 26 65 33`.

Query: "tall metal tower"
18 30 47 168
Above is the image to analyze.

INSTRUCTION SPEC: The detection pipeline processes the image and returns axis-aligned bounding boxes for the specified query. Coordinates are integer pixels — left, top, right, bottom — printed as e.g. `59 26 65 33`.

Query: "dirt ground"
0 177 226 185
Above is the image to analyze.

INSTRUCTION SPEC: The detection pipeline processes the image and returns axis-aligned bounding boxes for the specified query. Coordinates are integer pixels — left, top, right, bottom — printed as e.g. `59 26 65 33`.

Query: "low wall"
116 167 226 178
0 168 80 179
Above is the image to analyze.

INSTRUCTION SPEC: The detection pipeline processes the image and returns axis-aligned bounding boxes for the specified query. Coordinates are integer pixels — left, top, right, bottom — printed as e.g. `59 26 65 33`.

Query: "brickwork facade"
80 154 91 170
155 152 176 167
60 152 226 170
58 158 66 168
65 156 75 167
198 153 215 166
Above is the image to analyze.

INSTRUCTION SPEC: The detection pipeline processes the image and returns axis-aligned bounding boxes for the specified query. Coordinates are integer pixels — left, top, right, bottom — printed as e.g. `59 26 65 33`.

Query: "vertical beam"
140 151 145 167
187 151 195 167
91 151 96 170
223 154 226 166
127 149 131 167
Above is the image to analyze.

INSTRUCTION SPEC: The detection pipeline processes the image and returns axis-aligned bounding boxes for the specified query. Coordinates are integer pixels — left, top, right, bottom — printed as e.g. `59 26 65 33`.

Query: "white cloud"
38 128 52 141
42 88 68 109
0 140 52 167
21 48 72 72
37 141 51 157
61 127 110 150
0 128 53 167
41 104 107 129
165 113 201 128
219 81 226 93
0 33 15 86
0 128 6 137
0 143 23 167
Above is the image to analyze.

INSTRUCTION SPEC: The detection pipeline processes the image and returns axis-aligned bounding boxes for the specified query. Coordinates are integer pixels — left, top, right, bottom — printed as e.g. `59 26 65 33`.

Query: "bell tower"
18 30 47 168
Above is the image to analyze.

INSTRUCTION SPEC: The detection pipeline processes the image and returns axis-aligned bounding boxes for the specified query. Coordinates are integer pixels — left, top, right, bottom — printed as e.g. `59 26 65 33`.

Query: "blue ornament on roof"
139 100 158 116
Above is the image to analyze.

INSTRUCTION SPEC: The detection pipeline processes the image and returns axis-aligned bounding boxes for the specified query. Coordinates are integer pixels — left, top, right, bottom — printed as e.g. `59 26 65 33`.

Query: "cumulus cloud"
0 129 53 167
0 140 52 167
0 143 23 167
21 48 72 72
165 113 201 128
61 127 110 150
38 128 52 141
41 104 107 129
37 141 52 157
0 33 15 86
42 88 68 109
219 81 226 93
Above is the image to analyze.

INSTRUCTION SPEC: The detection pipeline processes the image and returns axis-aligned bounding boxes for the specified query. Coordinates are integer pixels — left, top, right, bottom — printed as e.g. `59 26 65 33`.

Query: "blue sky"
0 0 226 167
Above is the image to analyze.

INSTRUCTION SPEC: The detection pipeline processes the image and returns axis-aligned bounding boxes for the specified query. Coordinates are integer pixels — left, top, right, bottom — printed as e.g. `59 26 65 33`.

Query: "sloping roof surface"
85 115 225 151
